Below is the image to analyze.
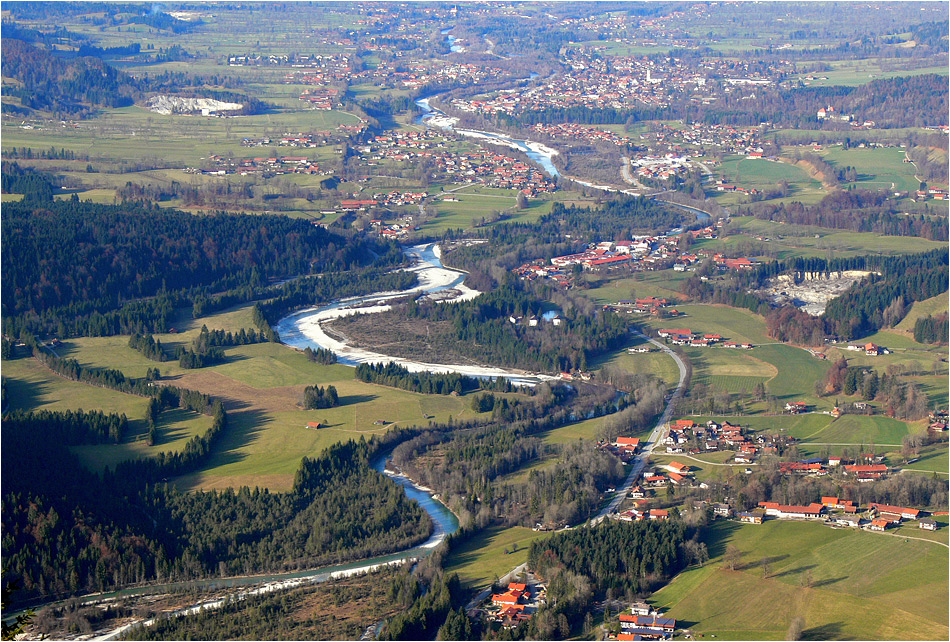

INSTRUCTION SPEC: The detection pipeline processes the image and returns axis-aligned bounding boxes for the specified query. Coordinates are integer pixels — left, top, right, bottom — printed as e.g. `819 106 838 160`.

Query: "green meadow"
651 520 948 640
444 525 553 590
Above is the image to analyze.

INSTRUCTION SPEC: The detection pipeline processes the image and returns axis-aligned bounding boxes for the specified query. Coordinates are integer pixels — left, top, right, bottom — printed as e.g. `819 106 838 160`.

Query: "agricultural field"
651 520 949 640
712 156 824 203
797 60 949 87
584 270 691 305
444 525 552 590
818 145 921 193
699 217 947 259
1 105 361 167
589 336 682 388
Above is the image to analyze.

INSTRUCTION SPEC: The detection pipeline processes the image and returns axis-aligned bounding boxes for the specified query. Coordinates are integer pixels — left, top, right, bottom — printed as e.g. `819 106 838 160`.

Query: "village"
511 227 759 292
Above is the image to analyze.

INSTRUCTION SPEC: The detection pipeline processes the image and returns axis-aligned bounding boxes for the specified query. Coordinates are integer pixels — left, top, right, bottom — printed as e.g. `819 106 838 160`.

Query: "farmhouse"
919 519 938 531
758 501 825 520
739 508 765 524
615 437 641 453
868 503 921 521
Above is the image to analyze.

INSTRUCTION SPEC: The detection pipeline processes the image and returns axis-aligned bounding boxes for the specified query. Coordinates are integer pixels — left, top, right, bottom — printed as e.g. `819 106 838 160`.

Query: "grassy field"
444 525 552 590
894 292 950 333
819 146 920 193
1 105 361 167
650 519 949 640
589 336 682 388
584 270 690 304
7 303 485 491
714 156 824 203
1 356 212 470
708 217 947 259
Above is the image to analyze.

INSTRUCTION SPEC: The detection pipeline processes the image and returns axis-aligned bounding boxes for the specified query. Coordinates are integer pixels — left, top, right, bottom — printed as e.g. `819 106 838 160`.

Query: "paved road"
465 563 526 613
590 330 688 525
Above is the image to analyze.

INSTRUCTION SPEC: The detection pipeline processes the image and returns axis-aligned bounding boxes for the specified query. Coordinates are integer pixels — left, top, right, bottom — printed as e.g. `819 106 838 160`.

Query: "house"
868 503 921 520
821 496 841 508
615 437 641 453
834 514 862 527
864 342 880 356
649 509 670 520
306 421 322 429
758 502 825 519
785 401 808 414
666 461 690 475
739 508 765 524
629 601 656 616
868 519 890 532
844 464 888 479
919 519 938 531
712 503 733 518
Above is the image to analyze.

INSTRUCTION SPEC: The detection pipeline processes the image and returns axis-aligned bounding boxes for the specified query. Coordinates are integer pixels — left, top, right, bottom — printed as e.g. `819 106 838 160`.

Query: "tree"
723 544 742 571
786 616 805 641
516 191 528 210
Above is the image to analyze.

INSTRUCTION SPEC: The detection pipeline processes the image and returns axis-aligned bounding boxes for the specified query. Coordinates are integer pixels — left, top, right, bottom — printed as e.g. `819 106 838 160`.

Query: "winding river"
274 242 558 387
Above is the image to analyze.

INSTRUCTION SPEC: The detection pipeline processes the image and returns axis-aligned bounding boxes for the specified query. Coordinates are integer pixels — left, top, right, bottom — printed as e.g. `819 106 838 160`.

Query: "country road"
591 329 689 524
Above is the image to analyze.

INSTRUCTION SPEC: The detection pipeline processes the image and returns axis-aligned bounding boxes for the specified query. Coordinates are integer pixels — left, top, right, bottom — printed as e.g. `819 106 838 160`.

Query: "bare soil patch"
162 371 304 414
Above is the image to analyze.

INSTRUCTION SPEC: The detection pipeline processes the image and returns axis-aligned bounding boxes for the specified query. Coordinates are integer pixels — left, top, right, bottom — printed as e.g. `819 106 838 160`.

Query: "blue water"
414 95 560 178
373 455 460 539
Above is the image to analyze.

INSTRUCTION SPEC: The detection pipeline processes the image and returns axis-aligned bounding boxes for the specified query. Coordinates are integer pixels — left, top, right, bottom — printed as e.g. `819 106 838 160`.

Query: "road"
465 563 526 613
590 329 689 525
620 156 650 192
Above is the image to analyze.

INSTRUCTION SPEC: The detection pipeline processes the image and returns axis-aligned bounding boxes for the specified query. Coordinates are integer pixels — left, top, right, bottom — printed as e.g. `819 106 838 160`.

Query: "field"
697 217 946 259
713 156 824 203
894 292 950 333
589 336 682 388
8 303 486 491
650 519 949 640
819 146 921 193
1 356 212 471
444 525 552 590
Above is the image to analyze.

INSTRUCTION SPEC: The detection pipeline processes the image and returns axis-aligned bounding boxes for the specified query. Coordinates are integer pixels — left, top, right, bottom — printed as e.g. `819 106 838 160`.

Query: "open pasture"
444 525 552 590
650 519 949 640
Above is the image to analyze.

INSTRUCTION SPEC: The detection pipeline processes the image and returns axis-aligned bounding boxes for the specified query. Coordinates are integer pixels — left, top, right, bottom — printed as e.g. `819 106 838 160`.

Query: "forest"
336 282 629 374
1 414 431 605
355 361 516 396
0 199 398 338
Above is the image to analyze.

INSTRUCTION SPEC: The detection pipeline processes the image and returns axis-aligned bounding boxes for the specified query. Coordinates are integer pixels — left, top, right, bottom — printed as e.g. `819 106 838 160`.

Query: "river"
274 242 558 387
60 450 458 640
414 95 561 178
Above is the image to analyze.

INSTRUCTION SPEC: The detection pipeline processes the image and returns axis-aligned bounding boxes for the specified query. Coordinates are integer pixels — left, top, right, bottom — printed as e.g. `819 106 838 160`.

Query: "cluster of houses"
737 498 937 532
607 297 681 318
663 419 761 462
485 581 544 627
357 133 556 196
530 122 633 147
777 454 890 481
644 122 764 157
193 154 322 177
630 154 692 183
656 328 749 350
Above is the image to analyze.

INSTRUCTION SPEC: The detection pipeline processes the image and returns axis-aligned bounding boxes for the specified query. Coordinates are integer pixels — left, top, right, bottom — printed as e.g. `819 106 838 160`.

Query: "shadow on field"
208 408 272 467
341 393 379 406
743 554 788 570
811 576 847 588
702 520 741 559
769 563 817 579
802 622 843 640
